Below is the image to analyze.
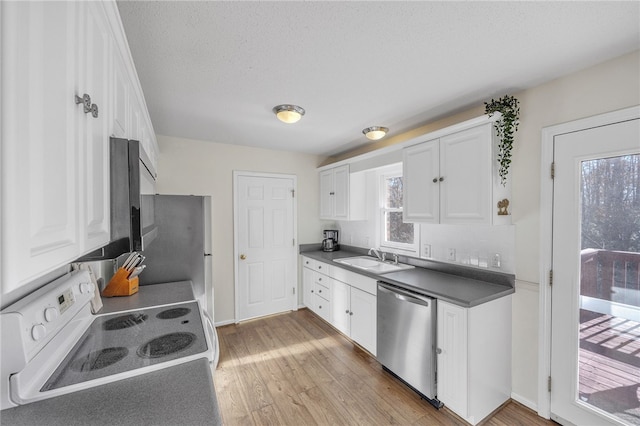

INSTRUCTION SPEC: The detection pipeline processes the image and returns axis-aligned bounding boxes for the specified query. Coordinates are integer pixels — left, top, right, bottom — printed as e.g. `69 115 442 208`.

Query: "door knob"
240 254 246 260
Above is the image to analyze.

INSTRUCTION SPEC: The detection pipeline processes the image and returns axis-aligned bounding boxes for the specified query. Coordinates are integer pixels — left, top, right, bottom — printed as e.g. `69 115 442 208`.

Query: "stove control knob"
79 282 93 294
44 307 59 323
31 324 46 341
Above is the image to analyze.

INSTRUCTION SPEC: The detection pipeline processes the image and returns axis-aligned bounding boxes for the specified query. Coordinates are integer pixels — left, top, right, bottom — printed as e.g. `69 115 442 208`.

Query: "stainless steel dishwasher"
377 281 441 407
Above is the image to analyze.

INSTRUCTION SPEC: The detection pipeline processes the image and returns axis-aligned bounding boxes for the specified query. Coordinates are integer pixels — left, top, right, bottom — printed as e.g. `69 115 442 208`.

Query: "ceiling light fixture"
273 104 305 124
362 126 389 140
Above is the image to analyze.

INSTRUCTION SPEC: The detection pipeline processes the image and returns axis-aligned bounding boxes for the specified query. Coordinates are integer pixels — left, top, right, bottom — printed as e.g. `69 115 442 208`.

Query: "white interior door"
235 173 296 322
551 117 640 425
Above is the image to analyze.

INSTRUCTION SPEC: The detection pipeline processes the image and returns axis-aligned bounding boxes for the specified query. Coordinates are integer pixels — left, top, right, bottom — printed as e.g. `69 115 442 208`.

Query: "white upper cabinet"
319 165 366 221
80 1 112 251
403 123 510 225
403 139 440 222
1 1 157 296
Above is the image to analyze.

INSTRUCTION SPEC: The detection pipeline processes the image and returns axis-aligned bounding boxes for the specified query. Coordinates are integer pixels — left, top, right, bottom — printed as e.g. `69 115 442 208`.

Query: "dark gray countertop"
0 358 221 426
300 246 514 307
100 281 196 314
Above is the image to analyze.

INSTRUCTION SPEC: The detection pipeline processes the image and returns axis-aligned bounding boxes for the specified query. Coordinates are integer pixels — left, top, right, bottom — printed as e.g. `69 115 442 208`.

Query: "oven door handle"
202 311 220 368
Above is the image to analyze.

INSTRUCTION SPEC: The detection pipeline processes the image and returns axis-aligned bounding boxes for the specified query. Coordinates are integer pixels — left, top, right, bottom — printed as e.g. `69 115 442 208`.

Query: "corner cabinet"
319 165 366 221
403 123 510 225
1 1 158 296
437 297 512 425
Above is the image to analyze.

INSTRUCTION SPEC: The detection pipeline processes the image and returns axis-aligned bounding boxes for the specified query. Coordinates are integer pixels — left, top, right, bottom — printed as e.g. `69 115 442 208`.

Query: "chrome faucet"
368 247 383 261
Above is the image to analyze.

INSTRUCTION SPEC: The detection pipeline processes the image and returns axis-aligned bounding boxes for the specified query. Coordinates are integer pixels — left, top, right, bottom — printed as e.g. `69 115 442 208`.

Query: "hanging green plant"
484 95 520 186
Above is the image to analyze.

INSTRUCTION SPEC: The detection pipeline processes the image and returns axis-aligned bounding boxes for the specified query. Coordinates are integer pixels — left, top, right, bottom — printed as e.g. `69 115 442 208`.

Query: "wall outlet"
491 253 501 268
447 248 456 261
422 244 432 258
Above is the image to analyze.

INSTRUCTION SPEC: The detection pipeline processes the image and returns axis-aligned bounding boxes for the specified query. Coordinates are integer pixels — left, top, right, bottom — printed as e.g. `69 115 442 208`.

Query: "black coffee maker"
322 230 339 252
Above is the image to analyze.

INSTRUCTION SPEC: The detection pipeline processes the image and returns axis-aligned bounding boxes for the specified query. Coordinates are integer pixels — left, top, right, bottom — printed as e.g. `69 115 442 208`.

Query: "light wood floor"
214 308 555 425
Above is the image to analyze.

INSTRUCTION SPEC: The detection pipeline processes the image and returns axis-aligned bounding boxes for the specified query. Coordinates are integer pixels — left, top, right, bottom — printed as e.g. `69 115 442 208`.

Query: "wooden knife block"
102 267 139 297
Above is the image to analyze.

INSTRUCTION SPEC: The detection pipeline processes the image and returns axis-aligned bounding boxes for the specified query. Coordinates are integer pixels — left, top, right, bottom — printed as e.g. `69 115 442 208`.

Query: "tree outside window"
380 172 418 254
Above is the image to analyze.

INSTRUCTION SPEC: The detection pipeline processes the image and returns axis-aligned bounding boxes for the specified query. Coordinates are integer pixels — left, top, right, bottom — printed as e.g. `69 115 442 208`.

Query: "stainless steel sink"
333 256 414 274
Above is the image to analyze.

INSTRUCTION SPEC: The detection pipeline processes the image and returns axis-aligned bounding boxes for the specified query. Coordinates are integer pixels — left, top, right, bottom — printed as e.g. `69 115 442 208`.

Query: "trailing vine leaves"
484 95 520 186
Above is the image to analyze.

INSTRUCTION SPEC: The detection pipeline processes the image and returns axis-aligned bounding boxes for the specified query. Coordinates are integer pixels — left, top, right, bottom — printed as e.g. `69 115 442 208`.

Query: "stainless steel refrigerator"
138 195 213 322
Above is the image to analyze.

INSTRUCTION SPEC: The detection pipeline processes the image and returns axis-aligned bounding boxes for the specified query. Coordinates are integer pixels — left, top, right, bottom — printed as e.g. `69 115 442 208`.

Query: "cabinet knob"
75 93 99 118
318 277 322 281
240 254 246 260
311 290 314 293
345 309 349 314
75 93 91 113
433 178 438 183
318 289 322 293
329 192 335 195
349 311 353 316
439 176 444 182
319 305 322 309
436 348 443 354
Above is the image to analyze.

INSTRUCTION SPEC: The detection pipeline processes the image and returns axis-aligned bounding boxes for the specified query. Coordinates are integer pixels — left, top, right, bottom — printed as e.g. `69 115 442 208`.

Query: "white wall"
154 135 326 324
336 169 516 273
507 50 639 409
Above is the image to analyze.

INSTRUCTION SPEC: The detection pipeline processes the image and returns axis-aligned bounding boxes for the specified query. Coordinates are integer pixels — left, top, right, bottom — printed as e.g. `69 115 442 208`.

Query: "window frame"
378 168 419 255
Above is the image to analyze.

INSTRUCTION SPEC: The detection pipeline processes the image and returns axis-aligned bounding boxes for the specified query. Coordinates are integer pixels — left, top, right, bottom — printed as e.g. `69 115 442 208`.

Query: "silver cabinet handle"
75 94 91 113
75 93 99 118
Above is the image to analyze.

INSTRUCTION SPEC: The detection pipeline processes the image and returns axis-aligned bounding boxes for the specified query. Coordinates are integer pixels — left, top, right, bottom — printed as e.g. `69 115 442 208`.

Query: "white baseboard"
214 319 235 327
511 392 538 414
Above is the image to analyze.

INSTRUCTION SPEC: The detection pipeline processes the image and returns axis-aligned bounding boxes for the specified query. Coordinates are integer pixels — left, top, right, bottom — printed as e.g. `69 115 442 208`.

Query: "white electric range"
0 270 218 410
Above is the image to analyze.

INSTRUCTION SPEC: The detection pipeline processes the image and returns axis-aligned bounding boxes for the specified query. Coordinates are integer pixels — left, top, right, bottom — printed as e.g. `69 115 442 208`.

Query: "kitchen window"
380 169 419 255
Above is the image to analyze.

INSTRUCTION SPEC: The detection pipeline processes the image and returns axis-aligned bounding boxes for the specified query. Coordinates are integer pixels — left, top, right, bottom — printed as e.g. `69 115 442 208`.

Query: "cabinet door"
349 287 377 356
1 2 82 294
79 1 112 252
111 49 130 138
403 140 439 223
439 126 492 224
437 300 468 418
319 169 334 219
332 165 349 219
302 267 314 308
331 280 351 336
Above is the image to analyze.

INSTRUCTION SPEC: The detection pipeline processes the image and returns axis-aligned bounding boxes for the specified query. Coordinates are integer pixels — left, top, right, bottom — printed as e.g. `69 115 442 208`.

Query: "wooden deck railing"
581 249 640 307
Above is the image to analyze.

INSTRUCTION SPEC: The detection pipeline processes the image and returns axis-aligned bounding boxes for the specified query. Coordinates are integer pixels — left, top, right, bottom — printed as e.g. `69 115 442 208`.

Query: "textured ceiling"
117 1 639 157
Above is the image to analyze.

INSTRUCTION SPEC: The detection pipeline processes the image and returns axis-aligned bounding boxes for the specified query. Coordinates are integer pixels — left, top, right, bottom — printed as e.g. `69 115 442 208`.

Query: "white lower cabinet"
331 279 377 355
436 297 512 425
300 256 377 356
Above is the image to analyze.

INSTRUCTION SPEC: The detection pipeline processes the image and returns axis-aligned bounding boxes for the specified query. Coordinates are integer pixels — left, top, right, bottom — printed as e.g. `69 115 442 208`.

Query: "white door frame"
233 171 298 323
538 105 640 419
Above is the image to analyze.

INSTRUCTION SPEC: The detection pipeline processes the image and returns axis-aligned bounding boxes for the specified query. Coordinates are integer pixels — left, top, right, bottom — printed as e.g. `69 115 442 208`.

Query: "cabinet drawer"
314 261 330 274
301 256 316 270
313 271 329 285
331 267 377 295
313 274 331 300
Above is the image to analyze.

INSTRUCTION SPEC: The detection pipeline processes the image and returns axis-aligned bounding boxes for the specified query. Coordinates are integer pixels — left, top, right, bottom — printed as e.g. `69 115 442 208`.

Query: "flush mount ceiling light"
362 126 389 141
273 104 305 124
